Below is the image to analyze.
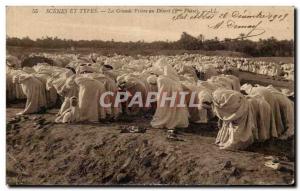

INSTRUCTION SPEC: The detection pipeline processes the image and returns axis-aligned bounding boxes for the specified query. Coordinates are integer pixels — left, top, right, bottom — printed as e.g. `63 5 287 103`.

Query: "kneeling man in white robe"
55 96 80 123
151 65 189 130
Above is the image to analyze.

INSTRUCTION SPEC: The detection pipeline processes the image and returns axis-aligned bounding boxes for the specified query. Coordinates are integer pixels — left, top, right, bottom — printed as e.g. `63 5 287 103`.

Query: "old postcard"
6 6 294 186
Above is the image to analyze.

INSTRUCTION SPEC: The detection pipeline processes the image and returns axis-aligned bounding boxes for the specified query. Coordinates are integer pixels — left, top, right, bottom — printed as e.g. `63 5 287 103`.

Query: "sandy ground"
6 104 294 186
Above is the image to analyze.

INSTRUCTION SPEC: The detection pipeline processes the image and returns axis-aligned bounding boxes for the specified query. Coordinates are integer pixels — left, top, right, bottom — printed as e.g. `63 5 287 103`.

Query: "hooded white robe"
117 74 150 115
266 87 294 139
34 73 57 108
13 74 47 115
75 77 106 122
55 96 80 123
241 84 283 137
82 73 121 119
151 65 189 129
181 82 214 123
224 74 240 91
7 68 27 101
147 75 158 92
213 89 256 150
56 75 79 116
246 95 272 141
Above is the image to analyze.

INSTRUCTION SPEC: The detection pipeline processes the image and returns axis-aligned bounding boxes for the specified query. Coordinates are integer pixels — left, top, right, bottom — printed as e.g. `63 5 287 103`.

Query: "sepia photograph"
6 6 295 186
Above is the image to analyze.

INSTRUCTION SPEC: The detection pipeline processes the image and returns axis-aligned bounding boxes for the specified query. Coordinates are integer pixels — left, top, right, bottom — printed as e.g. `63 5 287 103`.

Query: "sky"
6 6 294 42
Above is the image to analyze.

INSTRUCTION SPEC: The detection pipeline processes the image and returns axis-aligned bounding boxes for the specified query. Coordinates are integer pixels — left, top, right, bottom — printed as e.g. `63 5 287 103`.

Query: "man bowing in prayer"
151 65 189 132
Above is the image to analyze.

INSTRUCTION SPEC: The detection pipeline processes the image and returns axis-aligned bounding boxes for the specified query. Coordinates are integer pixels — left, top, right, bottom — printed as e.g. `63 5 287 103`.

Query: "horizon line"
6 35 294 43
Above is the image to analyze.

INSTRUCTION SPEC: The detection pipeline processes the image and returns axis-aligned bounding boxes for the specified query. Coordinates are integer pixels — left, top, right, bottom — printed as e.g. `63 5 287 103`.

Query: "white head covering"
281 88 294 97
163 65 180 81
76 65 95 74
147 75 158 85
240 83 254 95
153 57 168 72
22 67 35 74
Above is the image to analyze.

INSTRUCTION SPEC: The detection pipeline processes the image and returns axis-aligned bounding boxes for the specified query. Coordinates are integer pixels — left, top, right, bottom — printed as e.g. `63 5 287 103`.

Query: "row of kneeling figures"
8 61 294 151
213 84 294 150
